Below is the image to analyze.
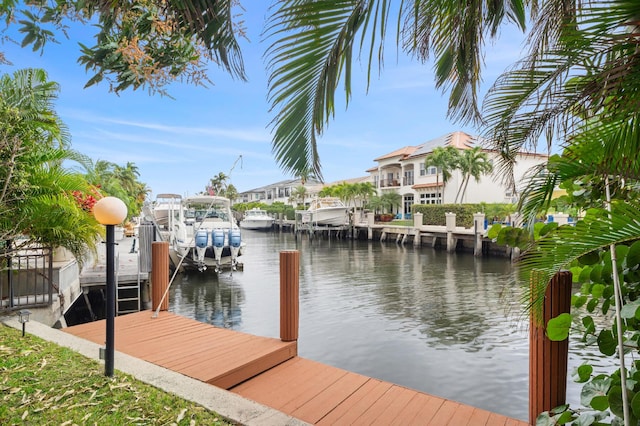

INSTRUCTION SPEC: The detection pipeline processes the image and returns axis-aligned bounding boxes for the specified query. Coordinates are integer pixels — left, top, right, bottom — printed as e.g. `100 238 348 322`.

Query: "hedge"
411 203 516 228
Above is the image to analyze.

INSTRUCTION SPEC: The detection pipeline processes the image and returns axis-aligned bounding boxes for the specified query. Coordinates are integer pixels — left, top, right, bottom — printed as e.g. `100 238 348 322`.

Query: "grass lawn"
0 324 233 425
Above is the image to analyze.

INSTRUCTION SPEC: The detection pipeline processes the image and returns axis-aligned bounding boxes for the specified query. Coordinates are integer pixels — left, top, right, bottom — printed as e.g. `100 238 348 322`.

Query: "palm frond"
520 201 640 316
482 0 640 183
265 0 385 178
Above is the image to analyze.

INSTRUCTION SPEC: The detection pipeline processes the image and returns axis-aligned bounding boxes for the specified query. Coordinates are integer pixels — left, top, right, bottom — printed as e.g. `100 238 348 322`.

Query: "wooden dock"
64 311 527 425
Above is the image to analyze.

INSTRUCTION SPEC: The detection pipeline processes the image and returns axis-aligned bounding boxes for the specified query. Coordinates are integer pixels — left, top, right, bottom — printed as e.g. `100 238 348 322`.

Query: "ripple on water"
168 232 618 422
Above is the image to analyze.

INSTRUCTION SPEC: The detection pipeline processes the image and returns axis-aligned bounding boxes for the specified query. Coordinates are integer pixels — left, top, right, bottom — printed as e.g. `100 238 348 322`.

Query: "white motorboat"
298 197 349 226
152 193 182 229
240 208 274 230
162 195 244 272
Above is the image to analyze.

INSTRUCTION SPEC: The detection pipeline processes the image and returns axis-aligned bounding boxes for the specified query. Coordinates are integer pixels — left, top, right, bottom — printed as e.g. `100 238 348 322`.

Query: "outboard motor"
194 229 208 270
212 229 226 271
229 229 242 270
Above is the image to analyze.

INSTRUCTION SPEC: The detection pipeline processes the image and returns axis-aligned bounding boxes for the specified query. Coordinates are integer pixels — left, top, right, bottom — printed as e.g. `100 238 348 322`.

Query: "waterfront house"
237 178 322 205
369 131 549 217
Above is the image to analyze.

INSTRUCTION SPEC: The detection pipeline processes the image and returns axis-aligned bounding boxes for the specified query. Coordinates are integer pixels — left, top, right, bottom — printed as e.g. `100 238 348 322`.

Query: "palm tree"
380 192 402 215
290 185 307 208
263 1 528 179
0 68 70 148
423 146 460 204
223 184 238 204
207 172 229 195
1 68 102 261
454 147 493 204
354 182 377 220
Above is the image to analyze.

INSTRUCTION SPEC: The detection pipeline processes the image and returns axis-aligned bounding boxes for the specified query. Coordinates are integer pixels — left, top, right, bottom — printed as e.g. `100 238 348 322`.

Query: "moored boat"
159 195 245 272
240 208 274 230
297 197 349 227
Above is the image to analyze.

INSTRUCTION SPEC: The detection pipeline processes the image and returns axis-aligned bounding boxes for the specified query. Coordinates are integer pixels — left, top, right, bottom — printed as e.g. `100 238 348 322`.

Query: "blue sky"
1 4 529 197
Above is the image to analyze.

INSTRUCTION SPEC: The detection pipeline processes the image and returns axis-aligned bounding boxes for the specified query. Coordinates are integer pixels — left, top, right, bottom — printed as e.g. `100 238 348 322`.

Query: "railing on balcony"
378 179 401 188
1 244 54 312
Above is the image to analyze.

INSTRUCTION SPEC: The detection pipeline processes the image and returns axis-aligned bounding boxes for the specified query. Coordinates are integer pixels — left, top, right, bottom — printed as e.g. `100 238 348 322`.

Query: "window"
404 170 414 186
419 163 426 176
420 190 441 205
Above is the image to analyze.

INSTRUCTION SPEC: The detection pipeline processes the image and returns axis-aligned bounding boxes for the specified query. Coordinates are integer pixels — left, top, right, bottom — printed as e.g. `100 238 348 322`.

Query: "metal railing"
0 244 53 312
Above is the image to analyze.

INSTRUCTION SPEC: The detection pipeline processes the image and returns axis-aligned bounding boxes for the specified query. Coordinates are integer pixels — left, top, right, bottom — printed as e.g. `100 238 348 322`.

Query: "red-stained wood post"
530 270 572 424
280 250 300 342
151 241 170 311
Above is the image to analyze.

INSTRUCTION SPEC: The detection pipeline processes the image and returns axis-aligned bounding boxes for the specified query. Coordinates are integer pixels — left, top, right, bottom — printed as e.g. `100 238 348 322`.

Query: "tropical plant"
454 147 493 204
74 157 147 219
206 172 229 196
222 184 238 204
423 146 460 204
1 69 102 261
263 0 527 179
486 117 640 424
289 185 308 208
1 0 246 96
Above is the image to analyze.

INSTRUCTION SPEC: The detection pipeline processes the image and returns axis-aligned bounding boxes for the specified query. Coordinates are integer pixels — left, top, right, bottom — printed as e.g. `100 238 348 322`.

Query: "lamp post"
93 196 128 377
18 309 31 337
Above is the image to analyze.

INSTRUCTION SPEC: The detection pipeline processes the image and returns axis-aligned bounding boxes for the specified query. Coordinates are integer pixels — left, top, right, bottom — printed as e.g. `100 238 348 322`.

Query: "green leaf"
621 300 640 319
573 295 588 308
539 222 558 236
570 266 583 282
590 394 609 411
556 410 574 424
627 240 640 269
582 316 595 335
578 266 592 283
547 313 572 341
608 385 624 418
591 284 605 298
487 223 502 239
535 411 554 426
632 391 640 420
589 265 602 284
580 377 611 407
597 330 617 356
578 250 601 266
576 364 593 383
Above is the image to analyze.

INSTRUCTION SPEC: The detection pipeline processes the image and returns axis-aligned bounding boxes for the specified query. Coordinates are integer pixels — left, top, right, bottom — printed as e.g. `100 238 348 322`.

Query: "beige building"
368 131 548 217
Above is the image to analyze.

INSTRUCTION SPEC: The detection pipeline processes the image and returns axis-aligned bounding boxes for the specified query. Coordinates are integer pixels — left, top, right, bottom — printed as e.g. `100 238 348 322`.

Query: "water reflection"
171 273 244 328
167 230 609 421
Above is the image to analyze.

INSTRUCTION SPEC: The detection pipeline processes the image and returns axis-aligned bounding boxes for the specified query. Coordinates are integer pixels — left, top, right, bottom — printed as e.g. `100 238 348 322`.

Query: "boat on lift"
297 197 349 227
240 208 274 230
163 195 244 272
152 193 182 230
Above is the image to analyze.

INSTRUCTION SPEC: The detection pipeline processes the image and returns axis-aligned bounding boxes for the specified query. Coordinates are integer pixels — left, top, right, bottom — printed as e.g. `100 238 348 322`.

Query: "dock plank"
64 311 528 426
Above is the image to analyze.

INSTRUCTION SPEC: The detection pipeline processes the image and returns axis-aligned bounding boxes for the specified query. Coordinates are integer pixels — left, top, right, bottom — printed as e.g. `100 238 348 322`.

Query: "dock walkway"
64 311 527 426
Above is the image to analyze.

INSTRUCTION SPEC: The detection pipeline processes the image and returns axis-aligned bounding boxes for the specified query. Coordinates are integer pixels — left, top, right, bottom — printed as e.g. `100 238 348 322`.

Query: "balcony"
378 179 400 188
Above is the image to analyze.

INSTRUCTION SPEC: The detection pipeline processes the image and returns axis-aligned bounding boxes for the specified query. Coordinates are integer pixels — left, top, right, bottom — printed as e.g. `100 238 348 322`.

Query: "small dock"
64 311 526 425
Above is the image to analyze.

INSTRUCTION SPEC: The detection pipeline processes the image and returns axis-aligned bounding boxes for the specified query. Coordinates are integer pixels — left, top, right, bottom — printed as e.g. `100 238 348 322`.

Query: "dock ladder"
115 252 142 315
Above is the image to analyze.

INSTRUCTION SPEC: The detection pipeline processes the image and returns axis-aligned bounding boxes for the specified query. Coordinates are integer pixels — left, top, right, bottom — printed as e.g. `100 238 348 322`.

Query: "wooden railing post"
280 250 299 342
151 241 169 311
529 270 572 424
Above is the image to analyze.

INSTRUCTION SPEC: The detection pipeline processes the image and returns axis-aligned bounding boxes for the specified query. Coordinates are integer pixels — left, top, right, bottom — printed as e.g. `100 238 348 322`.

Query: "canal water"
168 229 610 421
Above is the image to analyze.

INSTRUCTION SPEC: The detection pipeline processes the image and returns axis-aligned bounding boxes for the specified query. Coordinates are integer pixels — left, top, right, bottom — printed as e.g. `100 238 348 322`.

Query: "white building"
369 131 548 217
237 178 318 205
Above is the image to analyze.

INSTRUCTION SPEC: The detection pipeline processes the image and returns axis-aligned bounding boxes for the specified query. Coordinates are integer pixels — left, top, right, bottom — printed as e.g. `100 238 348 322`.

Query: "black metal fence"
1 243 53 312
